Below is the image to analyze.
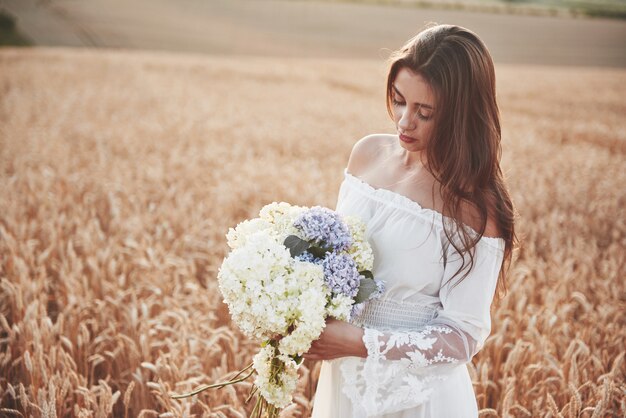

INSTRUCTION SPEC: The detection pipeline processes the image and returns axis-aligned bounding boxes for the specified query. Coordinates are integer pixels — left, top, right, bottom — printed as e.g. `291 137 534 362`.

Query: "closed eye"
392 98 432 121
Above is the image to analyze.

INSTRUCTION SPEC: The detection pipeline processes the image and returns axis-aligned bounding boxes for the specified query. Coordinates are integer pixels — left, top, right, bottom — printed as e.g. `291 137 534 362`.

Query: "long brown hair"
385 23 519 299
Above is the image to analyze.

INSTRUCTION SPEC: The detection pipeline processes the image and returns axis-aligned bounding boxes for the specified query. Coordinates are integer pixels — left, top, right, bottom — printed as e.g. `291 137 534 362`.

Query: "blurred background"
1 0 625 417
1 0 626 66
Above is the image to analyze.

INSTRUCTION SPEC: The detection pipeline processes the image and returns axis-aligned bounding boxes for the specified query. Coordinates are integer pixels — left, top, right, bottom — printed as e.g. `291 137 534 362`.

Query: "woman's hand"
302 318 367 361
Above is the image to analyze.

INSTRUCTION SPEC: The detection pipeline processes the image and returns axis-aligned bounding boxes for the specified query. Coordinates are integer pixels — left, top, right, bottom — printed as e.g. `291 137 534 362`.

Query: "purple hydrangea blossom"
322 252 361 298
350 302 365 320
375 279 386 297
293 206 352 251
295 251 323 265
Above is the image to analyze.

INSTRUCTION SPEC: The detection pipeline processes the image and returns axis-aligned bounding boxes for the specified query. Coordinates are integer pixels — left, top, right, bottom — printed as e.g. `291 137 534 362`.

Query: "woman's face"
391 67 436 154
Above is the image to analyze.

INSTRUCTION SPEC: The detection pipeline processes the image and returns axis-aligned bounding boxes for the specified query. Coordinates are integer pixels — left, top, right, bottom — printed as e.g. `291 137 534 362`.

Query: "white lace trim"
339 302 468 417
339 326 456 417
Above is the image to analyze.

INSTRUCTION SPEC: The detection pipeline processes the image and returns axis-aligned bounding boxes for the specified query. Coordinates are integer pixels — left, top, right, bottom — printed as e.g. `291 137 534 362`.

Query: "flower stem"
245 384 259 404
170 362 255 399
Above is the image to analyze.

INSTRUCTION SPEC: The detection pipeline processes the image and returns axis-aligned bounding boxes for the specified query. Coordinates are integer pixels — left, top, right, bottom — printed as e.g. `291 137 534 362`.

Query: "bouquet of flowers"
172 202 384 417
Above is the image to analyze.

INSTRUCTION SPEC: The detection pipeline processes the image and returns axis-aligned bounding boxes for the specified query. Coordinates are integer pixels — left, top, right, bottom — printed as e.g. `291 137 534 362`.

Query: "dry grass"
0 47 624 417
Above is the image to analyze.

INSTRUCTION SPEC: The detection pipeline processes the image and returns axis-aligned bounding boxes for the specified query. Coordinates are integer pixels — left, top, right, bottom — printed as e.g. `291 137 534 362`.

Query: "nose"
398 108 417 131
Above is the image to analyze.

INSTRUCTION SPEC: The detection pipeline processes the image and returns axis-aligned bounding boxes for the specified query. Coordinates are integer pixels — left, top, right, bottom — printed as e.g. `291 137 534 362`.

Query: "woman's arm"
303 318 367 360
303 316 477 368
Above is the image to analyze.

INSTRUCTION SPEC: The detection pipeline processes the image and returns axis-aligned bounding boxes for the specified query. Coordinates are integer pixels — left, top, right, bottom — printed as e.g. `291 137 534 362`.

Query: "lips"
399 133 417 143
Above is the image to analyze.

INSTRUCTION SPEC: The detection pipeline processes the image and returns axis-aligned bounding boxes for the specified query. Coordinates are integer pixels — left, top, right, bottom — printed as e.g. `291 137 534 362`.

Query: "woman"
304 23 518 417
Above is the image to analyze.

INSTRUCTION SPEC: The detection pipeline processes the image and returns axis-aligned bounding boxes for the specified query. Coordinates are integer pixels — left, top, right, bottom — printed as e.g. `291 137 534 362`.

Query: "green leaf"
359 270 374 280
354 276 377 304
307 245 331 259
284 235 310 257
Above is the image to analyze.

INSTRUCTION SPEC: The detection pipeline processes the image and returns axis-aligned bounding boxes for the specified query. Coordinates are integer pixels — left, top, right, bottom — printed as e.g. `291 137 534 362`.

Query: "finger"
305 348 319 356
308 341 320 351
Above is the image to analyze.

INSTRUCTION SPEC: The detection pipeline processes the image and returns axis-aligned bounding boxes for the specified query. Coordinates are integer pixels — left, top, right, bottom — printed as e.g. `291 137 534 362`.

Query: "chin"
398 139 422 151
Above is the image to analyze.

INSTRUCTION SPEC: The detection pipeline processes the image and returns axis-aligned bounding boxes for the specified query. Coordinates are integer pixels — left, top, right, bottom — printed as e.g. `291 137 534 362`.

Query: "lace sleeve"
339 238 505 417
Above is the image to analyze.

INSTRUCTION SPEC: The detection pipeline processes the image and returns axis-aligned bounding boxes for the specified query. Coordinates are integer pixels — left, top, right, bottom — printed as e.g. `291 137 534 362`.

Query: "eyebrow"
392 84 434 110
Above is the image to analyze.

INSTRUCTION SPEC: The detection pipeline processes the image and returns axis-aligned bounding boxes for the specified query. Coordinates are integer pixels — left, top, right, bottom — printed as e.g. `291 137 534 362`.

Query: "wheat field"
0 47 624 417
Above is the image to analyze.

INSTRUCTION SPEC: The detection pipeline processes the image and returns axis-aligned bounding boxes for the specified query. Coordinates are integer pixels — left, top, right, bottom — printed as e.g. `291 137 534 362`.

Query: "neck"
400 149 429 172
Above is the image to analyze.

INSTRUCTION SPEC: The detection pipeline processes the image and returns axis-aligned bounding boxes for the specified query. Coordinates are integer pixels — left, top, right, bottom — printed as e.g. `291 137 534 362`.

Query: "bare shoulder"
458 199 501 239
346 134 395 176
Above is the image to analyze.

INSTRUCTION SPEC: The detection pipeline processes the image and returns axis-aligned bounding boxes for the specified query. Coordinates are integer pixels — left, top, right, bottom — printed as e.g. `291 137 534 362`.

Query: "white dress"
311 169 506 418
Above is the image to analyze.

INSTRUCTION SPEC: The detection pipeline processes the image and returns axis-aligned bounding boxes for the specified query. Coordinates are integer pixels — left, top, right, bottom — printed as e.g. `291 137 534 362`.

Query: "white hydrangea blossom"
218 229 299 339
278 261 329 356
253 345 299 408
344 215 374 271
225 218 274 249
327 293 353 321
259 201 306 242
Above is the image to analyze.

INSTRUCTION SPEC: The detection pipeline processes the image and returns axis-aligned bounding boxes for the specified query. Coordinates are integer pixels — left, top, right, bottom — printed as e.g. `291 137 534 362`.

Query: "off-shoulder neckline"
342 168 505 249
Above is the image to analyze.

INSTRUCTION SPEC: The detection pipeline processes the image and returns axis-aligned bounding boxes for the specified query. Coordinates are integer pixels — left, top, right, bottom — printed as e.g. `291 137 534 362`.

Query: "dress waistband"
350 298 439 331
